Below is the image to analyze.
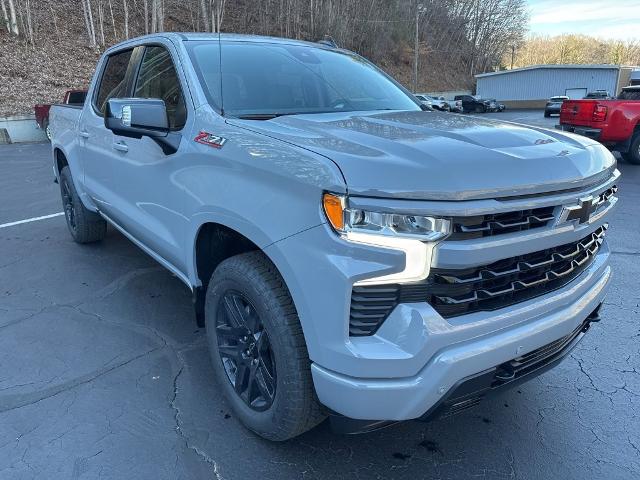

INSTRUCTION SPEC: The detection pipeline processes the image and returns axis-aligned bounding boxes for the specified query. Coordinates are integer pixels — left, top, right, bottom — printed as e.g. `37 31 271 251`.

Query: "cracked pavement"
1 112 639 479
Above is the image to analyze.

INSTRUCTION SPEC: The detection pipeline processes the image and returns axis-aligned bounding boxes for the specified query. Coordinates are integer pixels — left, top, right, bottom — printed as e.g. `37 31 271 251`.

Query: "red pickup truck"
558 85 640 164
35 90 87 141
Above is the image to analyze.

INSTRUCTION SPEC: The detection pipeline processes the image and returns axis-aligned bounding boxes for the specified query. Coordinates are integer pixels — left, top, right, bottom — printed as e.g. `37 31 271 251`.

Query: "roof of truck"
122 32 336 49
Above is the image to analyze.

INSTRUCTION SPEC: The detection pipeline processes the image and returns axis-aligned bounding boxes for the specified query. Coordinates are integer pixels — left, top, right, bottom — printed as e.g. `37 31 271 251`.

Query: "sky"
527 0 640 40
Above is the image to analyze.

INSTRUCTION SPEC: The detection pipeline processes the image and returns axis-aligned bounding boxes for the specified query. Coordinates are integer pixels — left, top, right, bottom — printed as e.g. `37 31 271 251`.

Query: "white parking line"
0 212 65 229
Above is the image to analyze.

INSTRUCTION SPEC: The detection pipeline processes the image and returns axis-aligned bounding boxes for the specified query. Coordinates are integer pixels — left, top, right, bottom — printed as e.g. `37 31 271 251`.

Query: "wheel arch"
189 218 302 330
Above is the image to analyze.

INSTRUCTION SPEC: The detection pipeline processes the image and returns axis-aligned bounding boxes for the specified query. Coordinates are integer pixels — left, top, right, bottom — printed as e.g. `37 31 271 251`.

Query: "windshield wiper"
236 113 284 120
235 111 337 120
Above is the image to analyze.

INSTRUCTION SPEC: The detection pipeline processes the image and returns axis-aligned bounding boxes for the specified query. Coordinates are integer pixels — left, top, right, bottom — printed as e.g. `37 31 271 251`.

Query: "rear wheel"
475 105 485 113
45 122 52 141
205 251 325 441
621 133 640 165
544 111 551 118
59 166 107 243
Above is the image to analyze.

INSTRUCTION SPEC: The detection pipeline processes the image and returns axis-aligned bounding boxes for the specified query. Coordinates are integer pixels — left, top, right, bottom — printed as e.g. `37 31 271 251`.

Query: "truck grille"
349 226 606 335
428 225 606 317
449 206 555 240
448 186 616 241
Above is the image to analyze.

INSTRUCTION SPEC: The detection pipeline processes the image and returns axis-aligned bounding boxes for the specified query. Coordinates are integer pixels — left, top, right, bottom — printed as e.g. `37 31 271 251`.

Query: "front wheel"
621 134 640 165
205 251 326 441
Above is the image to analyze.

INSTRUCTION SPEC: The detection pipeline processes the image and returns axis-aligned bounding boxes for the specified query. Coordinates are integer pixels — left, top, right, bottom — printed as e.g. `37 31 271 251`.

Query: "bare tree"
81 0 97 47
1 0 9 33
5 0 18 35
123 0 129 39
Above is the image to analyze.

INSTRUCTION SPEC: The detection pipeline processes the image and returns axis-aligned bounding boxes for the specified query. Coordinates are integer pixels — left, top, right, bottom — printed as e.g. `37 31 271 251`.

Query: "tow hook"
494 364 516 382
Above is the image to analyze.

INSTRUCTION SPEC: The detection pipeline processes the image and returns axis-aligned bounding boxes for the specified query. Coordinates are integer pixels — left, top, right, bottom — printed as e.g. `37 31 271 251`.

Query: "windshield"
186 41 421 118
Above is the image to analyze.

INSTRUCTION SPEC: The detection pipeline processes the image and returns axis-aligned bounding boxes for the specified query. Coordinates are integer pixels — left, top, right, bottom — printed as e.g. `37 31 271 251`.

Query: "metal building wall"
476 67 619 102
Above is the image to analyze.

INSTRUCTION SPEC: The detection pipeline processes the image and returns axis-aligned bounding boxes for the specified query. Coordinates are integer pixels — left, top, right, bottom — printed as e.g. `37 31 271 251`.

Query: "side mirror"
105 98 180 154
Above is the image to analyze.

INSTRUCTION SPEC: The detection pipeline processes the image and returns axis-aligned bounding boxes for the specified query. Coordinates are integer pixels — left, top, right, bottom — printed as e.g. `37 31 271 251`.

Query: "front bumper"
310 252 610 421
556 123 602 140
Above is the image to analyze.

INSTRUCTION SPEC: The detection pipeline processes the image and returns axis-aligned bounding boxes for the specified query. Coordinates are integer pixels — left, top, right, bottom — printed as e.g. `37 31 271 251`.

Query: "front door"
103 44 191 272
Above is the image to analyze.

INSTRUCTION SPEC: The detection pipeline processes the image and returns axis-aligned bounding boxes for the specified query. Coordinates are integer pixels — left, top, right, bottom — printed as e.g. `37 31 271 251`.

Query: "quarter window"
134 46 187 130
95 49 134 115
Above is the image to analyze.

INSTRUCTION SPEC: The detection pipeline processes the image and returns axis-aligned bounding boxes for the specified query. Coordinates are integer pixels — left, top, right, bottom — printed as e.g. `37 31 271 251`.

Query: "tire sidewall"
59 167 79 240
627 134 640 165
205 266 293 439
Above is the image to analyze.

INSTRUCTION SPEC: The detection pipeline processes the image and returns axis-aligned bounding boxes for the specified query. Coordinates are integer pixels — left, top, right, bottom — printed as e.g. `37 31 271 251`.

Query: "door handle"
79 131 90 139
113 141 129 153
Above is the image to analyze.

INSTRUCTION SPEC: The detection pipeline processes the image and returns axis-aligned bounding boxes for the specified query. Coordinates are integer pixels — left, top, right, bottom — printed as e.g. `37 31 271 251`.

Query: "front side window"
134 46 187 130
95 49 134 114
187 41 420 118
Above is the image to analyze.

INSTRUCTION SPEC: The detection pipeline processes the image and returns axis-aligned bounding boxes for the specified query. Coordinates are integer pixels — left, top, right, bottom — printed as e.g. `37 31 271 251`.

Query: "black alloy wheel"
216 291 277 411
61 176 77 234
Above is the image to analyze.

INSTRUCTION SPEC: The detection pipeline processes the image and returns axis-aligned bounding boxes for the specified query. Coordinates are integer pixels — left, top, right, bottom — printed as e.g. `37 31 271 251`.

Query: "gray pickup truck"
50 33 619 441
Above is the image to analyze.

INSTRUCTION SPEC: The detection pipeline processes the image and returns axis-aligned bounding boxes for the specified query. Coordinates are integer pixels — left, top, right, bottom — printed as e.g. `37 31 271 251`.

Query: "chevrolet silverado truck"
35 90 87 141
50 33 619 441
558 85 640 164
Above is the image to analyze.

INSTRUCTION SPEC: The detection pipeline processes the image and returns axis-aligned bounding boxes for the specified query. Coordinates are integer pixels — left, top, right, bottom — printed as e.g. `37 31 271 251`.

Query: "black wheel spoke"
256 364 275 403
216 290 277 412
224 294 247 328
218 343 241 360
234 362 249 395
216 324 247 339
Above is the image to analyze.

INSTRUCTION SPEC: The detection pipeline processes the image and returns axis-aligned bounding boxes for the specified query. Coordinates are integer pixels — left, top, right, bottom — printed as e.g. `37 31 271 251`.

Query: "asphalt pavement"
1 112 639 479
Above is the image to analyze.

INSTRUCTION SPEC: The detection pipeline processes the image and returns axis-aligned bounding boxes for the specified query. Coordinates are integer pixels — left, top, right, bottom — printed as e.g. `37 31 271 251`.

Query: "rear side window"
95 49 134 114
67 91 87 105
134 46 187 130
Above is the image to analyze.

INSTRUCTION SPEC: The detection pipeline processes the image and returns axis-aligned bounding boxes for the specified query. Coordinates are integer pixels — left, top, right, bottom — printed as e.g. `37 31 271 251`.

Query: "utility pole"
414 2 424 93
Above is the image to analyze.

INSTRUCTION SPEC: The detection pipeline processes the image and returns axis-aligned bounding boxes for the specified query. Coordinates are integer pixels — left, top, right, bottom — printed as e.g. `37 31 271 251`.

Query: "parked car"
449 99 464 113
35 90 87 140
455 94 491 113
584 90 612 100
51 33 619 441
416 94 449 111
414 94 434 110
558 85 640 164
544 96 569 117
485 98 503 112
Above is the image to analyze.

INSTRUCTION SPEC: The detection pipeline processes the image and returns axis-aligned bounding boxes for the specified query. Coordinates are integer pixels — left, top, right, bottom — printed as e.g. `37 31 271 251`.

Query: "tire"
621 134 640 165
45 122 52 141
205 251 326 441
544 111 550 118
59 166 107 243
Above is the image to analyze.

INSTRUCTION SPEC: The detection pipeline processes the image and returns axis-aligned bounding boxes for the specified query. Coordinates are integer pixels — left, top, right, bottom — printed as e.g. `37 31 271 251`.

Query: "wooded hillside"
0 0 529 117
513 34 640 68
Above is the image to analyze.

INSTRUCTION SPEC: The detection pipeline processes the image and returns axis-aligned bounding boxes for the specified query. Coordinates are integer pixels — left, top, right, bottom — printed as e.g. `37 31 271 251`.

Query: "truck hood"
230 110 616 200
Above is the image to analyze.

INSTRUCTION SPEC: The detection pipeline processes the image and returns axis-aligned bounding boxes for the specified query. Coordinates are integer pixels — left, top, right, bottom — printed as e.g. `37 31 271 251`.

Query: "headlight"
322 193 451 285
322 193 451 241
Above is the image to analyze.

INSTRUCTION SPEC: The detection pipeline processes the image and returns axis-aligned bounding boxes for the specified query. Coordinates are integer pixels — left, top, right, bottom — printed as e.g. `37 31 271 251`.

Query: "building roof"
475 64 638 79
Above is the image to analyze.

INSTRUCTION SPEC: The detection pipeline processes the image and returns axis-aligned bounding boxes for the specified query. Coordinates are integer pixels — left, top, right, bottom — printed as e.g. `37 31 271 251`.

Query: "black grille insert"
348 226 606 335
450 206 556 240
429 225 606 318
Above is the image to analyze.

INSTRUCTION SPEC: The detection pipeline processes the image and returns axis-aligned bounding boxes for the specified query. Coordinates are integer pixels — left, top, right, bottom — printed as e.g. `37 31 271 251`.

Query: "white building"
475 64 639 108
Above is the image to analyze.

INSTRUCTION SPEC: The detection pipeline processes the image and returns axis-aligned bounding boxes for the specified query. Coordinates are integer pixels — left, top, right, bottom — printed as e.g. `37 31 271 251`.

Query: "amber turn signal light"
323 193 345 232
